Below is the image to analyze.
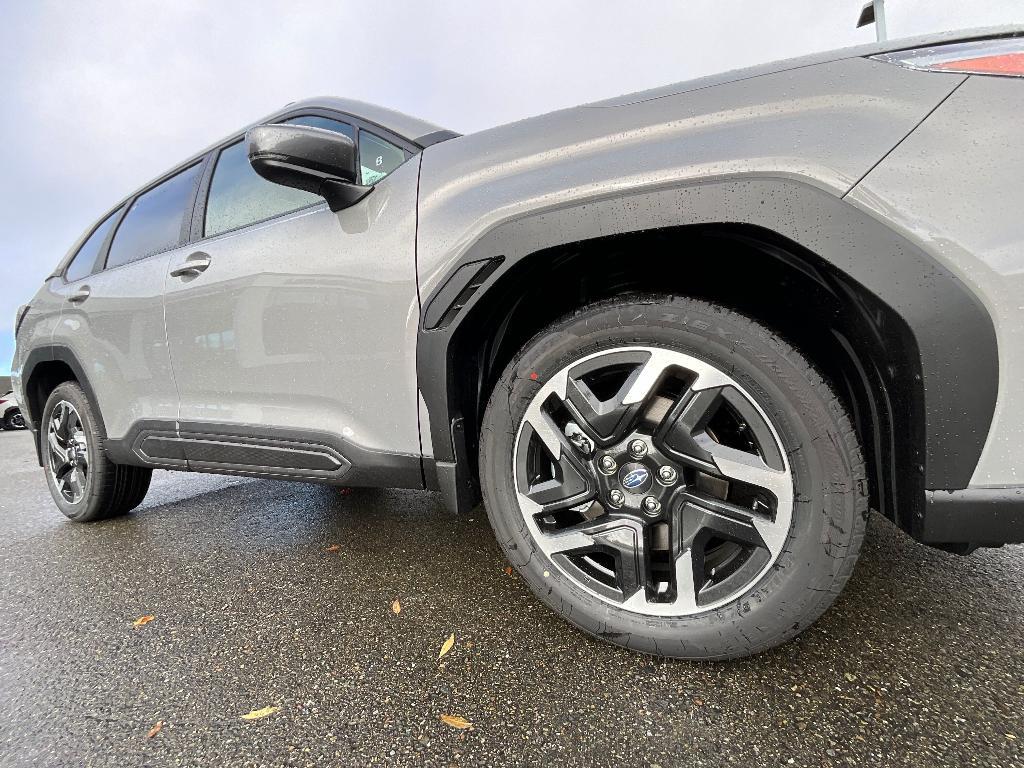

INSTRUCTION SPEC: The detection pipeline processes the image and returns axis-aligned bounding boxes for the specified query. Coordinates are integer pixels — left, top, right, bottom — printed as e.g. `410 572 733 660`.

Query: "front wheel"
480 296 867 660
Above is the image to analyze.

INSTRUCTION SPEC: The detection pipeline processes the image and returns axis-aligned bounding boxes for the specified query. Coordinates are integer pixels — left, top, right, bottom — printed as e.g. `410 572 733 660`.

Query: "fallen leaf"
440 714 472 730
145 720 163 739
391 599 401 615
438 633 455 661
844 673 857 682
133 615 155 628
503 566 513 576
241 706 280 721
326 544 340 552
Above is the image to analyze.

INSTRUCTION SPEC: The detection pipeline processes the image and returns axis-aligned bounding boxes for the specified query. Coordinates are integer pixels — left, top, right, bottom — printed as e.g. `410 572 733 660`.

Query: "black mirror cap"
246 124 371 211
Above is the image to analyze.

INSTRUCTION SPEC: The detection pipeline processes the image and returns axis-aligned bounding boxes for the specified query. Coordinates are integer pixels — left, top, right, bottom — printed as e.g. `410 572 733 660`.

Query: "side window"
203 116 354 237
65 206 123 282
285 115 356 140
106 163 203 269
359 131 407 185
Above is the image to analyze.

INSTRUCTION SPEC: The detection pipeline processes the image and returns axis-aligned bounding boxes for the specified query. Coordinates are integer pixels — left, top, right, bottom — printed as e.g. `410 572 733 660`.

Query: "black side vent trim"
423 257 504 330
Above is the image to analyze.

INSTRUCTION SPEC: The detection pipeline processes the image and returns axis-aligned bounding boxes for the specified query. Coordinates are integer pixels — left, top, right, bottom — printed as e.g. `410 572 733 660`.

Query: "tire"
41 382 152 522
4 408 26 430
480 295 867 660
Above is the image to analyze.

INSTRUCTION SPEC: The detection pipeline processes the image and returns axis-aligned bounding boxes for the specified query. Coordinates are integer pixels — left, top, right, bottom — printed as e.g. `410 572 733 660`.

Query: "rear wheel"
480 296 867 659
42 382 152 522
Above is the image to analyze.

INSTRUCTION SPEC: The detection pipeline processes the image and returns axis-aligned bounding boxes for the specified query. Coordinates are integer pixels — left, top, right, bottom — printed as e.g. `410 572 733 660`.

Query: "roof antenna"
857 0 888 42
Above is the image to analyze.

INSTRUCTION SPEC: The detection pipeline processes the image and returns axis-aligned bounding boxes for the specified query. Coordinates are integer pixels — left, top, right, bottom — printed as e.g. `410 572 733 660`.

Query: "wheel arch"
416 177 998 539
21 346 103 466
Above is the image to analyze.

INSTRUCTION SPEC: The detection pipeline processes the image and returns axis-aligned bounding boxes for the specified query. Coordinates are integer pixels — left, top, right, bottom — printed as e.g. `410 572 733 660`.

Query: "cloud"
1 0 1021 374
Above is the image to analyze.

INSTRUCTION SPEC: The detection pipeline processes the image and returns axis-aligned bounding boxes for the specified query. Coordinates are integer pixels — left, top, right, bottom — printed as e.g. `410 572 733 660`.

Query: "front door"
161 122 422 485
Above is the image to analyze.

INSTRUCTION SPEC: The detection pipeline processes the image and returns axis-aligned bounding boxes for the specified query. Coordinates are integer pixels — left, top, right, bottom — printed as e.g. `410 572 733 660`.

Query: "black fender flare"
416 176 997 505
21 345 106 464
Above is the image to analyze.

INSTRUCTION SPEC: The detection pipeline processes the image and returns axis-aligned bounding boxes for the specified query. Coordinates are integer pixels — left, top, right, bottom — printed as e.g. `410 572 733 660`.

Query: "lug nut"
642 496 662 516
657 465 678 485
598 455 617 474
608 489 625 507
628 439 648 458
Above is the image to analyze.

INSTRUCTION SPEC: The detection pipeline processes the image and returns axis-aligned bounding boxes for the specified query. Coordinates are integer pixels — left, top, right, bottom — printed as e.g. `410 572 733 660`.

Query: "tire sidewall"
480 297 863 658
42 383 107 521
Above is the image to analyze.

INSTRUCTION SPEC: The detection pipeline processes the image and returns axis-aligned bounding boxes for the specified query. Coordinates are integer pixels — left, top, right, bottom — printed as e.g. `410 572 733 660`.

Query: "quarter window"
65 207 123 282
106 163 203 269
359 131 407 185
204 116 355 237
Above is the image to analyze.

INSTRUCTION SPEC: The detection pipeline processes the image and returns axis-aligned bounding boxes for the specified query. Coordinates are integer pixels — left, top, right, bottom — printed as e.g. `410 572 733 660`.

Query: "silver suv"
11 31 1024 659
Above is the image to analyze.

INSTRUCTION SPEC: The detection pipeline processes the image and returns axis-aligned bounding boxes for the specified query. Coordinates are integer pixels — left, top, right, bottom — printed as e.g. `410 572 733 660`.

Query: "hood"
587 25 1024 108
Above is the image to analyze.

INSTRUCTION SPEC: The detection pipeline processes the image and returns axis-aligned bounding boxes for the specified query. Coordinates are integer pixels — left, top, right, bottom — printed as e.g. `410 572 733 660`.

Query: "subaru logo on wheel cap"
622 467 650 490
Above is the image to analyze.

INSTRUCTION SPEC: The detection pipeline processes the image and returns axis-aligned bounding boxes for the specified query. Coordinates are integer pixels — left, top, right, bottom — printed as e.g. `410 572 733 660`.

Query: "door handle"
67 286 91 304
169 252 212 279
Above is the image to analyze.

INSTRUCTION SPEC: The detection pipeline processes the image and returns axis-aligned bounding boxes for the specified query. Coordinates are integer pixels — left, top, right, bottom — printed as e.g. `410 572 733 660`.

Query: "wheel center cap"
618 462 652 494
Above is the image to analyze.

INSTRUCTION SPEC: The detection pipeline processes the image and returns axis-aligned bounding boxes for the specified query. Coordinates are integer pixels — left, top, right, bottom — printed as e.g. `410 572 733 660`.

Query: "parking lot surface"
0 429 1021 767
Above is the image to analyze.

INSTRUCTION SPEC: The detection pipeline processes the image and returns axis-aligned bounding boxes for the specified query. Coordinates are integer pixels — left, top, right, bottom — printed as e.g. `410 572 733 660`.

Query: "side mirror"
246 125 372 211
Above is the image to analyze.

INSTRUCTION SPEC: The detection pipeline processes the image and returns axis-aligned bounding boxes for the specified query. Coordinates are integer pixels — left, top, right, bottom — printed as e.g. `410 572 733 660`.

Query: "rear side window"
106 163 203 269
65 207 123 282
359 132 407 185
204 116 355 237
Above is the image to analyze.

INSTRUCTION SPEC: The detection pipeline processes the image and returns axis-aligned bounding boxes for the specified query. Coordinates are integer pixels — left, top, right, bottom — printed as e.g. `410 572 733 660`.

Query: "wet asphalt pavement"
0 429 1021 768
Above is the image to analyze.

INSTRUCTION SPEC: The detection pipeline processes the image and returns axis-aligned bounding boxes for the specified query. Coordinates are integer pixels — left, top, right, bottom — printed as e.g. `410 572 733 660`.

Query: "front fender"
416 177 997 498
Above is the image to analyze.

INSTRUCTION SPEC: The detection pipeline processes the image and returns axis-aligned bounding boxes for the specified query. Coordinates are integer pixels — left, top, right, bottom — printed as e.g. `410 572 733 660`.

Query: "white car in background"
1 391 26 430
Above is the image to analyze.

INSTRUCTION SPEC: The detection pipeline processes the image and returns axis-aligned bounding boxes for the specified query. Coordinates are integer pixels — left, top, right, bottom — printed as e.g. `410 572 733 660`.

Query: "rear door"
51 161 206 458
161 112 423 485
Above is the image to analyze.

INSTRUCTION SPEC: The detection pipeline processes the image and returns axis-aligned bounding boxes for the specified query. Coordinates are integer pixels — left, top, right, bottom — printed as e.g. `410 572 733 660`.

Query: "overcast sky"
1 0 1021 377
